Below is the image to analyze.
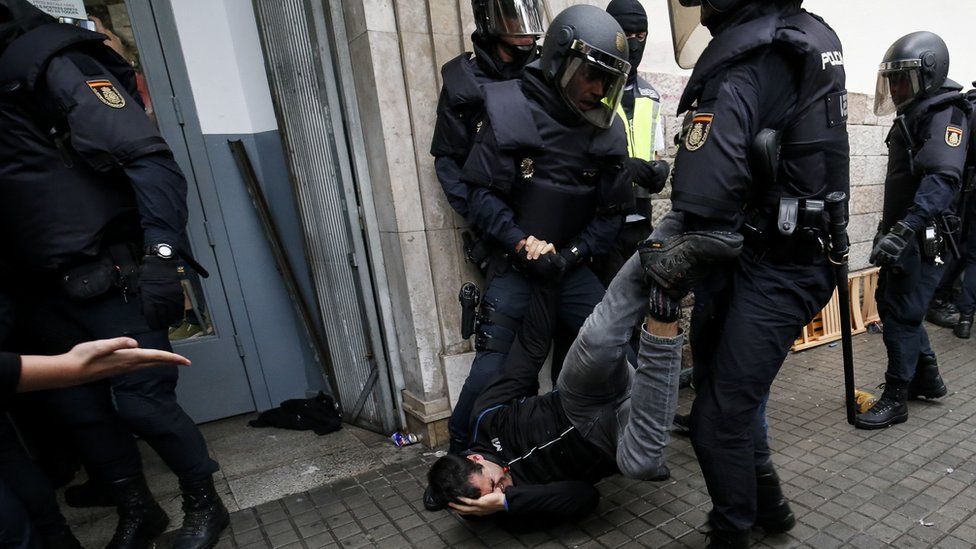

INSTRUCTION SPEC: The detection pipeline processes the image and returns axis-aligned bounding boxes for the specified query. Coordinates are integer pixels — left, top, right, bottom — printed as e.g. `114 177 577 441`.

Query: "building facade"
71 0 973 445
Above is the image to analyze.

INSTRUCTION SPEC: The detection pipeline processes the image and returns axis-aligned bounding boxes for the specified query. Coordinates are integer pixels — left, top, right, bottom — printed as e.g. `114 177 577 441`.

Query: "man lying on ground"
424 223 743 527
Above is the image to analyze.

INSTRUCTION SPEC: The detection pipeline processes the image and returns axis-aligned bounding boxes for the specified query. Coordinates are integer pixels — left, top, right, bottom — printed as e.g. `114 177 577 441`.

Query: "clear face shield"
667 0 712 69
488 0 546 40
873 59 924 116
556 39 630 129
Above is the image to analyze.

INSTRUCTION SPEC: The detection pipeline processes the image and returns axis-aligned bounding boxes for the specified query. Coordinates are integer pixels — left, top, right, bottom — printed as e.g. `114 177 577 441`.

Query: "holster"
57 242 140 301
743 197 827 264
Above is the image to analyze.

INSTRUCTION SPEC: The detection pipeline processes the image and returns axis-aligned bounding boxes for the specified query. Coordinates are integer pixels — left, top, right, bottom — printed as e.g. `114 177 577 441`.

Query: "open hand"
449 493 507 516
69 337 191 382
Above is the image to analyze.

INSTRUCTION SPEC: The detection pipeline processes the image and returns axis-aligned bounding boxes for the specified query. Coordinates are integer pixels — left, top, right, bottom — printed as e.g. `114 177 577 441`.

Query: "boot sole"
908 386 948 400
107 512 170 549
854 413 908 430
756 512 796 534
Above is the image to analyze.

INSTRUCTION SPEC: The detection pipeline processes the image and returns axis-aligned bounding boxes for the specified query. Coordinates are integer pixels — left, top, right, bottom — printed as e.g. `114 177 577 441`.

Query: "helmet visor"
557 40 630 129
667 0 711 69
874 59 923 116
487 0 545 37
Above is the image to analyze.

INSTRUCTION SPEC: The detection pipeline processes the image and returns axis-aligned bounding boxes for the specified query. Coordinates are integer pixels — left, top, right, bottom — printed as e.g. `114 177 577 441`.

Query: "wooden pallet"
792 268 880 352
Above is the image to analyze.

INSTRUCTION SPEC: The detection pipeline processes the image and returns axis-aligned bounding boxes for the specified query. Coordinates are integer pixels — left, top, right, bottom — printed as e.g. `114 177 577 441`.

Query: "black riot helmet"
471 0 545 42
540 4 631 129
874 31 950 116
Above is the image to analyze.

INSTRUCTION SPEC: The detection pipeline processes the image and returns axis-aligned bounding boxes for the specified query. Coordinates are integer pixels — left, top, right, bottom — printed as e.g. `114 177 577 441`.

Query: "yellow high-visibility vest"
616 93 661 162
616 80 662 203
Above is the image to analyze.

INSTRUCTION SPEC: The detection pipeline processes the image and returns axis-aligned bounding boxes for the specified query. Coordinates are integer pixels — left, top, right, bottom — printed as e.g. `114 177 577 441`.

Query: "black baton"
825 192 856 425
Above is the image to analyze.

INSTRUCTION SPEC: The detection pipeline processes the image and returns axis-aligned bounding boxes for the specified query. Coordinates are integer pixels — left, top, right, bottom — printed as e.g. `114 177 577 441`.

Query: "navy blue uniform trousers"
10 284 217 484
877 245 944 381
689 251 834 532
448 263 605 445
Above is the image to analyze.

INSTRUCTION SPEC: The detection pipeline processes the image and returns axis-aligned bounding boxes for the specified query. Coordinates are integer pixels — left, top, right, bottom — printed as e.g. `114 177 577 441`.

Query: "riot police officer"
856 32 968 429
448 4 631 452
592 0 670 287
431 0 545 221
0 2 227 547
643 1 850 545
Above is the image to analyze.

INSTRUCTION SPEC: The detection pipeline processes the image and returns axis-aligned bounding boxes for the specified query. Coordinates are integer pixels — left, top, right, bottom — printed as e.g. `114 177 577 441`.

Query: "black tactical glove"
638 231 745 299
626 158 670 193
514 248 568 283
139 255 184 331
869 221 914 268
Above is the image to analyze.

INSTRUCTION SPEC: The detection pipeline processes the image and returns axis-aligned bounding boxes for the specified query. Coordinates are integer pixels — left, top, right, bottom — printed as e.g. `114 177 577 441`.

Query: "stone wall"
340 0 891 441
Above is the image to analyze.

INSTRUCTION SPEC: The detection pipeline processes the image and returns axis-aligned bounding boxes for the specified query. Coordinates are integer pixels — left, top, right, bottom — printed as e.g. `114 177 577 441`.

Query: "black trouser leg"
0 418 69 539
690 256 832 533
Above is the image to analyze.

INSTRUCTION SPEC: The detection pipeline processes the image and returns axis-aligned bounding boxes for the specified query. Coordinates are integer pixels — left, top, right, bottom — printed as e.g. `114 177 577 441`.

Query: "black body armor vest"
478 77 628 247
679 10 850 210
0 24 142 270
881 89 970 232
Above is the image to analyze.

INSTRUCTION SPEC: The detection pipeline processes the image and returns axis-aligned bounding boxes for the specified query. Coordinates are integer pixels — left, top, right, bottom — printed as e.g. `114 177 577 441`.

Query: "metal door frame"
251 0 400 432
124 0 273 413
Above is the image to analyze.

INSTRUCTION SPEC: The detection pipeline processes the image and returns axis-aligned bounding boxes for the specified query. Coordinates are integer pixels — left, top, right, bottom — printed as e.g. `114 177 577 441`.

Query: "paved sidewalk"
200 326 976 548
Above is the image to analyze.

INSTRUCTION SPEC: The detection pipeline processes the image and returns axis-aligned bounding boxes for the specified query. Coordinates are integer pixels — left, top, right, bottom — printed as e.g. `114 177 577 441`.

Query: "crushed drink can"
391 432 421 447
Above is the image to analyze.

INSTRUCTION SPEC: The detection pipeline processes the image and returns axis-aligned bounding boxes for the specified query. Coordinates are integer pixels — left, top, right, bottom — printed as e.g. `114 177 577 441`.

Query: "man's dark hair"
425 454 482 510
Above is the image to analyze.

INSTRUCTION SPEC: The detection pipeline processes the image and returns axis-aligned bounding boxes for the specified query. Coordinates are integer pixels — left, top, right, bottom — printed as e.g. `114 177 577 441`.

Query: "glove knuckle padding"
639 231 744 294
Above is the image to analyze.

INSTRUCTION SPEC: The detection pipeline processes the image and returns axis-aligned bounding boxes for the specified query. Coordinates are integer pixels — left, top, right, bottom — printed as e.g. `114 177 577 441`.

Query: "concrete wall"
341 0 477 444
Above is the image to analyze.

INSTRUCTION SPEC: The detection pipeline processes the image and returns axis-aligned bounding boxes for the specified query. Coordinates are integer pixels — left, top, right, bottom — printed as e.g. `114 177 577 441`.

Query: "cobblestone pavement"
204 326 976 548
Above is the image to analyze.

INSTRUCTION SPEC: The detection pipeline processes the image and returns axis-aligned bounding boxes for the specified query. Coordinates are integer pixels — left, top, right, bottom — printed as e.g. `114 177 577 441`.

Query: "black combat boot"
171 476 230 549
926 298 958 328
854 375 909 430
908 355 947 400
106 475 169 549
755 463 795 533
955 312 973 339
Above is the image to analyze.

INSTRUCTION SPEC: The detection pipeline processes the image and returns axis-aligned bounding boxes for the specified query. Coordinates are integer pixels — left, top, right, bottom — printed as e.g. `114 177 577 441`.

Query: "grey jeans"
556 253 684 480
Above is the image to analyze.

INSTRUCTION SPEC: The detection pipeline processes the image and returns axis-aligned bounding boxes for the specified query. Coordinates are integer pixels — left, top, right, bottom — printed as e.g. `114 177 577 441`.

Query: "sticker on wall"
26 0 87 19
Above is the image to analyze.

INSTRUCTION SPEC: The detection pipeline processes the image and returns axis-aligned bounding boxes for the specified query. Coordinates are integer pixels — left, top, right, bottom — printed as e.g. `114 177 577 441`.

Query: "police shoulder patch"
945 125 963 148
87 79 125 109
685 113 713 151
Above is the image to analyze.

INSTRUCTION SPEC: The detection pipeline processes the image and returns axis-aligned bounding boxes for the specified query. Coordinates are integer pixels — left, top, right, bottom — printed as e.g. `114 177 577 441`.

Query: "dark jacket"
881 86 970 233
465 286 617 526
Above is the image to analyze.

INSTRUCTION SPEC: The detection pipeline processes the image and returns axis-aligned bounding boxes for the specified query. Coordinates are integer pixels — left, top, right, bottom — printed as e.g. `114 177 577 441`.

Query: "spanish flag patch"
946 125 963 148
685 113 713 151
86 79 126 109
